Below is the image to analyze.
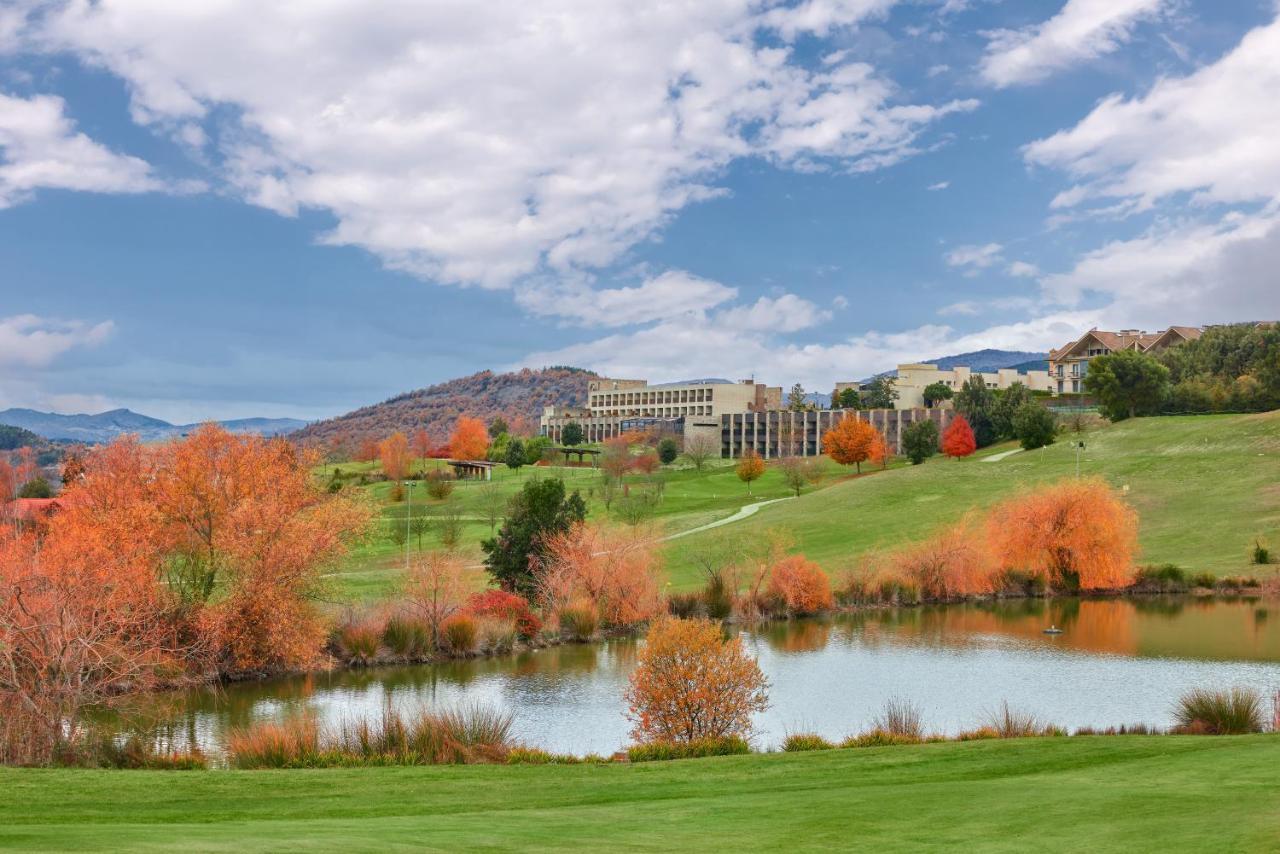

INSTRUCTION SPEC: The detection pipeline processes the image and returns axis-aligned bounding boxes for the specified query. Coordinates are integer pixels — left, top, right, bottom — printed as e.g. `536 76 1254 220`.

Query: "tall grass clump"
227 715 324 769
984 702 1045 738
1252 540 1271 565
382 614 431 659
702 571 733 620
441 614 477 655
873 697 925 739
334 619 382 665
626 736 750 762
476 617 519 653
558 599 599 641
782 733 834 752
1173 687 1265 735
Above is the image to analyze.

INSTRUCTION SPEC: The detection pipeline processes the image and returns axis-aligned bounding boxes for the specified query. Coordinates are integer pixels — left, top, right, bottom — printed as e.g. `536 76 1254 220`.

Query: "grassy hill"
2 736 1278 851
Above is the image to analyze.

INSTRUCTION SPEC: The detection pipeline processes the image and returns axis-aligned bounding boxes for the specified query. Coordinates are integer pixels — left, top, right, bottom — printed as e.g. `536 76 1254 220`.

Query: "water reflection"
121 596 1280 757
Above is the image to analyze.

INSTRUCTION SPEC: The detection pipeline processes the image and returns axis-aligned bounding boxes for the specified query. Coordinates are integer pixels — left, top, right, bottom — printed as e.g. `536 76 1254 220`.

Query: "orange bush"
986 477 1138 590
765 555 834 615
539 524 664 627
884 516 997 599
403 551 470 648
625 616 768 744
824 417 879 472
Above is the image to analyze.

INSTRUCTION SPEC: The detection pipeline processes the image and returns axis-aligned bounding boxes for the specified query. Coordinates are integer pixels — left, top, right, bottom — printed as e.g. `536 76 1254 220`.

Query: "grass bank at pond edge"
2 735 1278 851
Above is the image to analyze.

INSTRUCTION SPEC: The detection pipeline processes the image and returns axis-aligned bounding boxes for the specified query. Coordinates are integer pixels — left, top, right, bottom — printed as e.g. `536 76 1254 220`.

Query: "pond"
131 597 1280 757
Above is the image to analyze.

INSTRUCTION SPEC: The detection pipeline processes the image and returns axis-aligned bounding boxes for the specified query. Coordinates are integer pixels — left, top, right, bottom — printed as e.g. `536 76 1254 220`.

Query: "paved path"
981 448 1024 463
661 496 796 542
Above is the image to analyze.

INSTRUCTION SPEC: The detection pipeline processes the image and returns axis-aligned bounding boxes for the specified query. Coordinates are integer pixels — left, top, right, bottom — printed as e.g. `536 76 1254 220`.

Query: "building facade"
834 363 1052 410
541 377 782 445
1047 326 1201 395
722 407 955 459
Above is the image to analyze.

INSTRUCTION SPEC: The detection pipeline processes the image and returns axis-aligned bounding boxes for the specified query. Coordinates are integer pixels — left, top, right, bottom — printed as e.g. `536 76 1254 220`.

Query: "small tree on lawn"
424 467 455 500
682 433 719 470
736 450 765 494
625 616 769 744
505 438 526 471
901 419 939 465
601 436 632 484
941 416 977 460
1013 403 1057 450
657 437 679 465
481 478 586 595
403 551 468 650
824 416 878 473
777 456 812 497
560 422 584 447
449 416 489 460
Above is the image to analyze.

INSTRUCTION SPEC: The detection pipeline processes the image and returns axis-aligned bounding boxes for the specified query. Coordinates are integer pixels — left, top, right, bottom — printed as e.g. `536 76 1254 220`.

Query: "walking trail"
661 496 796 542
981 448 1024 463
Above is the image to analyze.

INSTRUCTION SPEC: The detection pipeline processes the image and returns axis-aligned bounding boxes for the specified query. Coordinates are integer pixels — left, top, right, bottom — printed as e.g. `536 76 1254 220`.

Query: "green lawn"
665 411 1280 589
2 736 1278 851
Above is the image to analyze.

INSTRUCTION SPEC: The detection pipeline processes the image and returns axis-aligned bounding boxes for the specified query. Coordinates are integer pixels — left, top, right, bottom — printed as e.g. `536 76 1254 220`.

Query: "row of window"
591 406 711 417
590 388 714 407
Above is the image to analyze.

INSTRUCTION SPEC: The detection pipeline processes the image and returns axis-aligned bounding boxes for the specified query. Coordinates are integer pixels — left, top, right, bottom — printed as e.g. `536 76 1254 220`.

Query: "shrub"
334 620 382 665
782 733 834 752
1190 572 1218 589
557 599 599 641
441 614 478 655
884 518 996 600
1252 540 1271 565
955 727 1000 741
538 525 664 629
382 615 431 659
227 716 324 769
657 438 679 465
703 571 733 620
841 730 922 749
476 617 519 653
983 702 1044 738
901 419 939 465
765 555 834 616
466 589 541 638
626 617 768 744
1012 403 1057 450
873 697 925 739
424 468 456 500
667 592 703 618
626 736 750 762
1173 687 1265 735
1133 564 1188 593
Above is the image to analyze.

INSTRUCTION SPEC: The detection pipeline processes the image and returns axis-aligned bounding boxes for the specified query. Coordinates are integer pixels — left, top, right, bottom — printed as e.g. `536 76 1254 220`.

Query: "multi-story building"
541 378 782 446
1047 326 1201 395
722 407 955 459
833 363 1053 410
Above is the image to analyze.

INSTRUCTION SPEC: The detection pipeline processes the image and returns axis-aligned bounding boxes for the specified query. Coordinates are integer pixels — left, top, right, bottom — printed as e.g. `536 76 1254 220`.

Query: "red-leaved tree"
941 416 977 460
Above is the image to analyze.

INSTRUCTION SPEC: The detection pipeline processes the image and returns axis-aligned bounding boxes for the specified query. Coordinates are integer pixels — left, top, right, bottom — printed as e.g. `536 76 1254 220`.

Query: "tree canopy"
1084 349 1170 421
481 478 586 595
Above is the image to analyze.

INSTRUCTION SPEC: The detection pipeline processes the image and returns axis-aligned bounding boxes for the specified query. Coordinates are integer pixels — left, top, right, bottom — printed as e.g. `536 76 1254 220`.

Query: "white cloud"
0 92 163 207
938 301 979 316
0 314 114 367
927 180 950 191
1024 15 1280 213
944 242 1003 273
719 293 831 332
980 0 1165 88
1006 260 1040 277
17 0 972 290
832 294 850 309
516 270 737 328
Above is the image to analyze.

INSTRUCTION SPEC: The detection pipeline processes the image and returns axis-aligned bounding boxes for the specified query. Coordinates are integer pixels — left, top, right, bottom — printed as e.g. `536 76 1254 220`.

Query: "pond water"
133 597 1280 756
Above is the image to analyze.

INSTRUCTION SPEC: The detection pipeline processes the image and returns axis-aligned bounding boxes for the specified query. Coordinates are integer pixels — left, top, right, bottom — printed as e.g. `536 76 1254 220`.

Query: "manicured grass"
665 412 1280 589
2 736 1279 851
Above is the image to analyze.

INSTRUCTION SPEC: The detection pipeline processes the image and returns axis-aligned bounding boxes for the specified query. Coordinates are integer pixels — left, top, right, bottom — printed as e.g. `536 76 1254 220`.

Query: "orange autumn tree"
868 431 892 470
986 478 1138 590
449 416 489 460
736 450 765 494
824 416 879 473
412 428 432 461
625 616 769 744
538 524 664 628
884 515 997 599
148 425 373 672
379 431 413 481
941 416 976 460
403 551 470 650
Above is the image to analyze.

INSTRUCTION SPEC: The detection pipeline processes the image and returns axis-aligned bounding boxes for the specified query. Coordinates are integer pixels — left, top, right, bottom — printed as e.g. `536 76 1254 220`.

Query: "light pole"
404 479 414 572
1075 441 1086 478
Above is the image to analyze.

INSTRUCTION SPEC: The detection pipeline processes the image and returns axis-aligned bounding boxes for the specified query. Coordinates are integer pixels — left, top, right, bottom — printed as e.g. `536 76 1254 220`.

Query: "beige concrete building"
1047 326 1201 395
723 407 955 459
541 377 781 445
835 363 1052 410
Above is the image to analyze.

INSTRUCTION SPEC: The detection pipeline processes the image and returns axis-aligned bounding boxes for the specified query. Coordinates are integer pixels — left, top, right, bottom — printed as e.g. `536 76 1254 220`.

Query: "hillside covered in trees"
292 367 597 452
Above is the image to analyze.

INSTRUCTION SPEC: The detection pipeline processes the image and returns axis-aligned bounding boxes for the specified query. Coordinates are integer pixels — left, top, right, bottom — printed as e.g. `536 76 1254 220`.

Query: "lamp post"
404 479 414 572
1075 441 1086 478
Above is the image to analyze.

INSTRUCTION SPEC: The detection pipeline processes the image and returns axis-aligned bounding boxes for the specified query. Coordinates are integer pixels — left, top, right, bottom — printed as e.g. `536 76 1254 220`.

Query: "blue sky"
2 0 1278 423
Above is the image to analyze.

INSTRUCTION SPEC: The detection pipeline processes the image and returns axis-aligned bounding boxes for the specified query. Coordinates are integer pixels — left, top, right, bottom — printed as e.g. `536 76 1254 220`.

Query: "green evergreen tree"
901 420 939 465
481 479 587 594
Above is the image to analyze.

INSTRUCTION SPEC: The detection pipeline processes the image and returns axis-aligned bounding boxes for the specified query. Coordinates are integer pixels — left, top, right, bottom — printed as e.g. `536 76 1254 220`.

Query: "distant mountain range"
0 408 308 444
861 349 1049 383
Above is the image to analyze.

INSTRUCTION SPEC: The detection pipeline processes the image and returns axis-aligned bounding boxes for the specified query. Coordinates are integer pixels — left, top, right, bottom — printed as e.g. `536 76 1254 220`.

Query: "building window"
1072 380 1079 393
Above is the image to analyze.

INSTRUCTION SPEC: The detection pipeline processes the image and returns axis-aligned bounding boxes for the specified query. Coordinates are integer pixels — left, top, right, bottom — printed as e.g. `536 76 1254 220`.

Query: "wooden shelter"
447 459 497 481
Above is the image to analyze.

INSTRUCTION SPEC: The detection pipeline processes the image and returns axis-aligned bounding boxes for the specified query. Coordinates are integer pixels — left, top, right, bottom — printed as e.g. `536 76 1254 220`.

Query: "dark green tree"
921 381 953 408
522 435 550 465
836 387 862 410
1013 403 1057 450
901 420 939 465
787 383 807 411
1084 349 1171 420
505 438 526 470
488 417 509 438
17 476 53 499
862 376 898 410
657 437 679 465
560 421 584 446
481 478 587 594
992 381 1034 440
954 375 997 447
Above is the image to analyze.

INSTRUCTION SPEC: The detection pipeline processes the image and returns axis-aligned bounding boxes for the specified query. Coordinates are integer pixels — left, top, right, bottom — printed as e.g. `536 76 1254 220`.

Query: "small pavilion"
447 459 498 481
551 446 600 466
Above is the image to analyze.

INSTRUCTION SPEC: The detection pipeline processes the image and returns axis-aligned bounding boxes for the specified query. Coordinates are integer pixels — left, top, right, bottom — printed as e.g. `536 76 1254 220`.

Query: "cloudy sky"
2 0 1278 423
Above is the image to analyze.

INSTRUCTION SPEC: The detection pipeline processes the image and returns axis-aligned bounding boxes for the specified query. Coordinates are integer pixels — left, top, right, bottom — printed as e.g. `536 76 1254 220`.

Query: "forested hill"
291 367 598 450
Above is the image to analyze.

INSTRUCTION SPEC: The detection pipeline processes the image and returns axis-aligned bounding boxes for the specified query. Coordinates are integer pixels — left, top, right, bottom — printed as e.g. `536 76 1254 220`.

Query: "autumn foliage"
625 616 769 744
986 477 1138 590
824 417 880 473
735 450 765 493
538 524 664 628
379 431 413 480
465 589 541 638
403 551 470 649
941 416 977 459
449 416 490 460
765 555 834 615
882 516 996 599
